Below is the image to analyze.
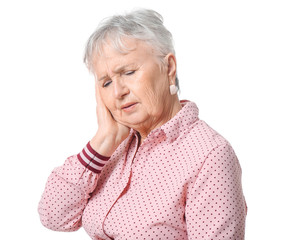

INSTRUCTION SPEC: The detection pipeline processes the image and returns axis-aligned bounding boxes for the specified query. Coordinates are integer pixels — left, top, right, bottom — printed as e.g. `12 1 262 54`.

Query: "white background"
0 0 285 239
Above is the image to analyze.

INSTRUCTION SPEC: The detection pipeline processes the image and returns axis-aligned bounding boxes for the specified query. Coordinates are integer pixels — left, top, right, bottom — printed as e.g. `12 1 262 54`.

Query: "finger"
95 82 103 106
95 82 113 122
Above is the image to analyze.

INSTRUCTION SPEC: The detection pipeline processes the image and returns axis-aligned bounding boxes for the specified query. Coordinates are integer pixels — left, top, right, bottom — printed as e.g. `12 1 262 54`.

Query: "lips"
121 102 137 109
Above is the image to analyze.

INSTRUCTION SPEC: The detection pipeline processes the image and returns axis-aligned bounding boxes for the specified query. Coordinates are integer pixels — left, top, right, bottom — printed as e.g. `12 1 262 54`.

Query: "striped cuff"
77 142 110 173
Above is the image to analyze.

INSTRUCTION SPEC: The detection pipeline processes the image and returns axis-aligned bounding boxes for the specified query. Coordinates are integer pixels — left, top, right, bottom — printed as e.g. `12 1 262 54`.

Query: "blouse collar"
160 100 199 142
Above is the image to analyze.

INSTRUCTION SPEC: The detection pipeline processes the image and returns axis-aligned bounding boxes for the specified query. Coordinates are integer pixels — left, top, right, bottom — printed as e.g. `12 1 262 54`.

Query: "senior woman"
38 9 247 240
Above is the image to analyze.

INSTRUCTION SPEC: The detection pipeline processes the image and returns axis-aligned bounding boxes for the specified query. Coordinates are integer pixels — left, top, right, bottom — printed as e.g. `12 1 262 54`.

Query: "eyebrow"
98 75 109 82
98 64 134 81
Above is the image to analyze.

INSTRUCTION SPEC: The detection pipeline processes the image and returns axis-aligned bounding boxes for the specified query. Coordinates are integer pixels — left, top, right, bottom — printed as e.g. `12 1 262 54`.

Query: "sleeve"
38 142 110 232
185 143 247 240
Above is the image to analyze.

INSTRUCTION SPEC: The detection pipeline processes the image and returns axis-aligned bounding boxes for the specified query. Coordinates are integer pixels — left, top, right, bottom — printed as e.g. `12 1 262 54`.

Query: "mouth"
121 102 138 111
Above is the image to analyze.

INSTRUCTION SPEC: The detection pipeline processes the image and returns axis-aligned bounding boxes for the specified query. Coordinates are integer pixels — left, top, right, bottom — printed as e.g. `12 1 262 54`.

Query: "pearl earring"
170 85 178 95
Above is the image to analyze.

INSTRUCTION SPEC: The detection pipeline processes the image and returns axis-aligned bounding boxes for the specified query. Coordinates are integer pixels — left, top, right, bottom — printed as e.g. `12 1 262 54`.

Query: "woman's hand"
90 83 130 157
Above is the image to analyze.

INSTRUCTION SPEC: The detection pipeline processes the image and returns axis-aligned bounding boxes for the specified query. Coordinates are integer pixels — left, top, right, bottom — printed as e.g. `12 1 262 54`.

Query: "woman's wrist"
90 134 118 157
77 141 110 174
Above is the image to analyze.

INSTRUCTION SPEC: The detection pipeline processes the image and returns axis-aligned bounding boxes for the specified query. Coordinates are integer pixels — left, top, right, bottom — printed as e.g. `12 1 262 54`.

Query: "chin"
121 114 148 128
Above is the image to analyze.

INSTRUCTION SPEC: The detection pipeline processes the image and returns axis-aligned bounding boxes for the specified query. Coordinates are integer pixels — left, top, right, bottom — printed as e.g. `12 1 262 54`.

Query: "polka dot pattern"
39 101 247 239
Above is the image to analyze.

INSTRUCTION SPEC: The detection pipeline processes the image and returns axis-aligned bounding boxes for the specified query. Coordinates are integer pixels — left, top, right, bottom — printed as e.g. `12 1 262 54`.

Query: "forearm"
38 142 110 231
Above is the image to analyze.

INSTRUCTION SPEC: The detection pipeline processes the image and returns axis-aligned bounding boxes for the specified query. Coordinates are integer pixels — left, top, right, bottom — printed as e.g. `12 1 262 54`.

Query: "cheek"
143 87 159 105
139 79 167 111
146 73 168 99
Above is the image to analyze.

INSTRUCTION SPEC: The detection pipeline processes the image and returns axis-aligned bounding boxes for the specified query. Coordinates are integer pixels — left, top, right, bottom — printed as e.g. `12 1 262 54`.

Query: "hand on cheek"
89 83 130 157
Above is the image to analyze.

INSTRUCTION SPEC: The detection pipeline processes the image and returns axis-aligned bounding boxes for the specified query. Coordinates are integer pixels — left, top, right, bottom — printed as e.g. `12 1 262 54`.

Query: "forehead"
92 38 155 74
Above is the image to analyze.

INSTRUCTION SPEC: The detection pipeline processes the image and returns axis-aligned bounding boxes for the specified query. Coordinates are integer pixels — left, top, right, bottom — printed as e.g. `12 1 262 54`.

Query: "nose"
113 78 129 99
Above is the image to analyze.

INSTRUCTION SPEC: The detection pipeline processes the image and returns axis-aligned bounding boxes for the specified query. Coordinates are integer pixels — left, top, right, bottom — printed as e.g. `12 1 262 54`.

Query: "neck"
137 96 182 144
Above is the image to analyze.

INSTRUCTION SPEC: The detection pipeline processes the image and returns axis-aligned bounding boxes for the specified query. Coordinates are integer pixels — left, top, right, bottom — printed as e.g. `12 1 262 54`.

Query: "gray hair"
83 8 179 88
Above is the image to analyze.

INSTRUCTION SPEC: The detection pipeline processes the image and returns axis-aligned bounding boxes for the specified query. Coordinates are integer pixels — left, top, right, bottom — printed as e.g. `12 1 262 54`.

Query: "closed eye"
103 80 112 88
125 70 135 75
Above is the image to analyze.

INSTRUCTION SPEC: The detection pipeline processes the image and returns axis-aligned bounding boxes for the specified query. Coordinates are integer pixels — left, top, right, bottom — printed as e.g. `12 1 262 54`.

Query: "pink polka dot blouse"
38 100 247 239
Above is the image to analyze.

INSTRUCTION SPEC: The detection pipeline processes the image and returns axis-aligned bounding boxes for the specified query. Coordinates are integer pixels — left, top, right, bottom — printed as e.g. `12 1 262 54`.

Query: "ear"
165 53 177 85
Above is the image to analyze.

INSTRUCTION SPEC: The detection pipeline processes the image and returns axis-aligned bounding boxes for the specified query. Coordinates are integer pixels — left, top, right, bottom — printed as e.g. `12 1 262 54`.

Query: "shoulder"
176 119 233 162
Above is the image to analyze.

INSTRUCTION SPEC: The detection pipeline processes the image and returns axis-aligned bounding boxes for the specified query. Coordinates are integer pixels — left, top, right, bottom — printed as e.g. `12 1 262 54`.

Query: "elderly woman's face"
93 38 175 131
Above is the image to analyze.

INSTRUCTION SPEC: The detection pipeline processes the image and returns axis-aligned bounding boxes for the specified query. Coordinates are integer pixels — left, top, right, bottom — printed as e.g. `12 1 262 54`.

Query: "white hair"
83 8 179 88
